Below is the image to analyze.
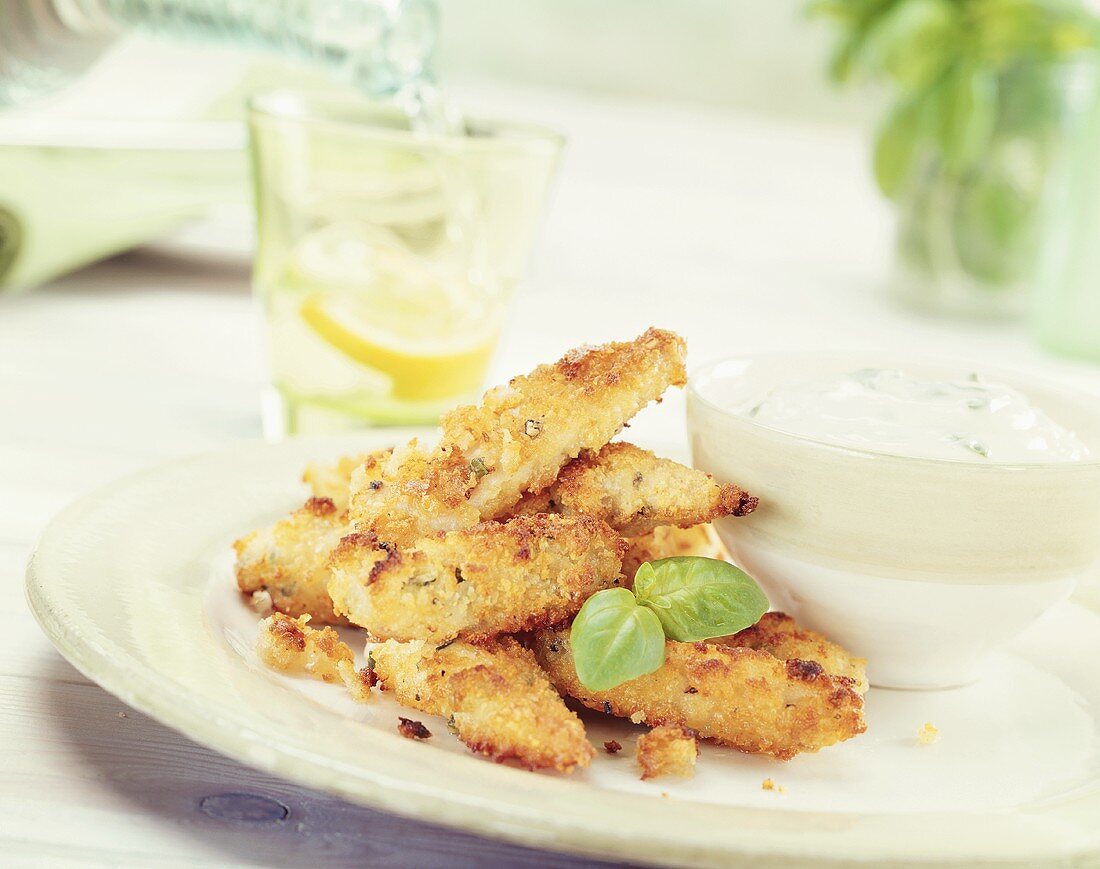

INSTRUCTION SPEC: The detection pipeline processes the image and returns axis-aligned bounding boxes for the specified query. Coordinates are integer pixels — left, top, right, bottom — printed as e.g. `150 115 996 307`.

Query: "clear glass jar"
890 54 1100 320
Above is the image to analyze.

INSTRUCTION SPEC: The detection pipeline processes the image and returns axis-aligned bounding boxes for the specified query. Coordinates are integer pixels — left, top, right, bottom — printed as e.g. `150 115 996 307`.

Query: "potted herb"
814 0 1100 317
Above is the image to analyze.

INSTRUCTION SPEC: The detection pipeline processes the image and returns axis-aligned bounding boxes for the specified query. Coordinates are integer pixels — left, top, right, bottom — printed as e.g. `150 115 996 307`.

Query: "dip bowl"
687 353 1100 689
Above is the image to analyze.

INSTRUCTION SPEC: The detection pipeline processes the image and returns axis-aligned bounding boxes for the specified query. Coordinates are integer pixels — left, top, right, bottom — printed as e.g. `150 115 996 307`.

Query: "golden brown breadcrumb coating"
303 449 391 512
502 443 755 537
347 328 687 547
636 725 698 780
531 620 866 760
235 453 390 625
620 524 727 583
546 442 756 536
238 464 723 628
718 612 869 693
328 513 626 643
234 497 350 625
256 613 374 701
371 636 594 773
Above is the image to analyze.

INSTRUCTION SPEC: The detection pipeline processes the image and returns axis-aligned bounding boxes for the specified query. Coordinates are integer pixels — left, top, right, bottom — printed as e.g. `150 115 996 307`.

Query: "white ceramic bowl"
687 353 1100 689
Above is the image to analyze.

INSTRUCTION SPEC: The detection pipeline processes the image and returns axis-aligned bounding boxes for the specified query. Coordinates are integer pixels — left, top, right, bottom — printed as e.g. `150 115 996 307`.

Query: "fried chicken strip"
620 524 727 582
303 449 391 512
240 455 727 625
371 636 594 773
328 513 627 643
235 456 391 624
348 328 687 547
507 443 756 537
235 497 350 625
256 613 373 702
531 619 866 760
716 612 869 692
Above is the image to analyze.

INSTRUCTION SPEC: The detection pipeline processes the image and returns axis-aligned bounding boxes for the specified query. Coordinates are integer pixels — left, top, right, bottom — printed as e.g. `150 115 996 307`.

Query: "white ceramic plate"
25 434 1100 868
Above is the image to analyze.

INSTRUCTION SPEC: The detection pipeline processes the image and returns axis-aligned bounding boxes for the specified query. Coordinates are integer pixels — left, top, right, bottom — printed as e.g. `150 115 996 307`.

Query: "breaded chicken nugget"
329 513 626 643
303 449 391 512
348 328 687 547
531 622 866 760
240 456 727 627
717 612 868 692
256 613 373 701
502 444 756 537
235 497 349 625
620 524 727 582
371 636 594 773
636 725 698 780
547 443 756 536
236 456 389 624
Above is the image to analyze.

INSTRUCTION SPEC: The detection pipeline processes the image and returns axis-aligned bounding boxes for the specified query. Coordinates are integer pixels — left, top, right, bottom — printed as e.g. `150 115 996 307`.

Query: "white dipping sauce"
744 368 1091 463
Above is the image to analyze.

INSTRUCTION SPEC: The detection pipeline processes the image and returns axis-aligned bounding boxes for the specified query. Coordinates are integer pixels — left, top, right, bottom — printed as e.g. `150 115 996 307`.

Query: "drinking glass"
248 90 563 436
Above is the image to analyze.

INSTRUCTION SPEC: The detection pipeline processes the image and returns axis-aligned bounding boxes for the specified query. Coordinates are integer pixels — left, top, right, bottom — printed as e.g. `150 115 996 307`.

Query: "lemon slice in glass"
292 224 499 402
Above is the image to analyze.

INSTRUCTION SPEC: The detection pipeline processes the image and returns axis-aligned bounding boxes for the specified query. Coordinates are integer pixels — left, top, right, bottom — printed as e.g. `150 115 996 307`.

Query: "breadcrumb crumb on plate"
637 725 698 780
256 613 373 702
918 722 940 745
398 717 432 740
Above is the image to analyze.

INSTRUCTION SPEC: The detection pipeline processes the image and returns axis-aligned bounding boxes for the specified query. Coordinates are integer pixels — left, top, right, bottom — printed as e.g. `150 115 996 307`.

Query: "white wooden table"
3 87 1097 867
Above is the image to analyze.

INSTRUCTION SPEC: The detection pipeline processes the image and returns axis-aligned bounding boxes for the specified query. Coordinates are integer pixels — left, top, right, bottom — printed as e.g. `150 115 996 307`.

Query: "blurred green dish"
0 119 245 291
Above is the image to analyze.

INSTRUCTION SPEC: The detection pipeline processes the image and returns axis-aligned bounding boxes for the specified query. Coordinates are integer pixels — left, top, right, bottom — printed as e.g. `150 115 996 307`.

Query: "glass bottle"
0 0 438 107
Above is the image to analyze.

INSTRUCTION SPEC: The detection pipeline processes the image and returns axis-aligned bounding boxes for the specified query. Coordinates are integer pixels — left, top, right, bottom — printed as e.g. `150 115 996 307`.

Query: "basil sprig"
570 588 666 691
569 558 769 692
634 557 770 642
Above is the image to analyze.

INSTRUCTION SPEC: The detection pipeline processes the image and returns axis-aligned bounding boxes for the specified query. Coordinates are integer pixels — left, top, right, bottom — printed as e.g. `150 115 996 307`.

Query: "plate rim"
24 435 1100 869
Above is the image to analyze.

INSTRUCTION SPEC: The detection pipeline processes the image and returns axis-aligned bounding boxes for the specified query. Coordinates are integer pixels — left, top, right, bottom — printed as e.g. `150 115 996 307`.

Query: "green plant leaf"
861 0 958 90
634 557 769 643
874 95 927 198
937 63 999 176
570 588 666 691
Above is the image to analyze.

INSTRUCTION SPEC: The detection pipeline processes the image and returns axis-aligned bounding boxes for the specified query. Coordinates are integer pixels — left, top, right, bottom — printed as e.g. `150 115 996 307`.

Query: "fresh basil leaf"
634 557 769 643
570 588 666 691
